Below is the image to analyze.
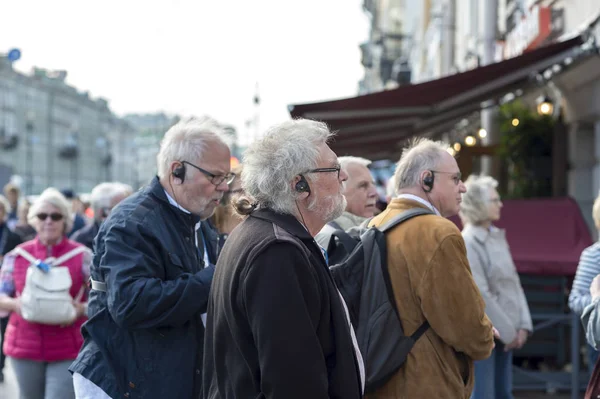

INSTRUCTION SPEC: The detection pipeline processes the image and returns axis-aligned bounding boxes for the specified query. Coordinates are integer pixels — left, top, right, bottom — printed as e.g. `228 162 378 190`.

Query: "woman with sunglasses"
0 188 91 399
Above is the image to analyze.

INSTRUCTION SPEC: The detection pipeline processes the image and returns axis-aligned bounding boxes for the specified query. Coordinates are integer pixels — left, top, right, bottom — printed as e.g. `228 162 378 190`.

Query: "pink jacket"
3 237 88 362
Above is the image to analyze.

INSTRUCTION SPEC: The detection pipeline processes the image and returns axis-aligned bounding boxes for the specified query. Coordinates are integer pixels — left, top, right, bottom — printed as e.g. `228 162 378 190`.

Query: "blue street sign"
7 48 21 62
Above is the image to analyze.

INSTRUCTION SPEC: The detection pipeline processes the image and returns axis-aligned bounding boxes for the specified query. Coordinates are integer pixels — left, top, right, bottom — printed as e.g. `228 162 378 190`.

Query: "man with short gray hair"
70 117 233 399
71 182 130 250
203 119 364 399
367 138 495 399
330 156 378 230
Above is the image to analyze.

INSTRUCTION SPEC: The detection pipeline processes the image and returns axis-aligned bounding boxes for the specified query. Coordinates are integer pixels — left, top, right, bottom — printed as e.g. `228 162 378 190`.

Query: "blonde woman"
0 188 91 399
460 175 532 399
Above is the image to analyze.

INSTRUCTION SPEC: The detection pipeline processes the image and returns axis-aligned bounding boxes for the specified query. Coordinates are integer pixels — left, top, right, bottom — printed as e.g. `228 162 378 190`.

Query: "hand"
516 329 529 349
492 327 500 340
504 335 520 352
591 275 600 300
10 297 22 316
60 301 86 327
73 301 86 319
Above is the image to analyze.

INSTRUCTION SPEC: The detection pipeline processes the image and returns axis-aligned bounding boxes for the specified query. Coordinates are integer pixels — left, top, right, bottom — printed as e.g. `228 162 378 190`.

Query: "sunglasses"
36 213 64 222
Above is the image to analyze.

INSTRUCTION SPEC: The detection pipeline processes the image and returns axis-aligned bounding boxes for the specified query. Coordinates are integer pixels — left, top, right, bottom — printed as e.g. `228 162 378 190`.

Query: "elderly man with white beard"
203 119 365 399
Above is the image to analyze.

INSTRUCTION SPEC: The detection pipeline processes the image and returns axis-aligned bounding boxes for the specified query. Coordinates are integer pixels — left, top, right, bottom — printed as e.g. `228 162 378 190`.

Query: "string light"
465 135 476 146
453 142 462 152
478 128 487 139
511 118 520 127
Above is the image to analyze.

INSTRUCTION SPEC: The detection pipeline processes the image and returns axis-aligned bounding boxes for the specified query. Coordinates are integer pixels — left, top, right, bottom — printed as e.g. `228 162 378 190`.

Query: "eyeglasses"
305 165 341 179
431 170 462 185
182 161 236 186
36 213 64 222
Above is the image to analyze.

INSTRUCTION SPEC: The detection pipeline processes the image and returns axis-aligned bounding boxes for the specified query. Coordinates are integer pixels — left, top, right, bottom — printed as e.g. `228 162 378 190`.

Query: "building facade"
124 113 180 187
359 0 600 232
0 56 138 195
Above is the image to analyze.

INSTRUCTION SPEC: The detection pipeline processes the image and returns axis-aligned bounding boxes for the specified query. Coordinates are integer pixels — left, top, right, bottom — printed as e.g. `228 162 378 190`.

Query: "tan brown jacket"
366 199 494 399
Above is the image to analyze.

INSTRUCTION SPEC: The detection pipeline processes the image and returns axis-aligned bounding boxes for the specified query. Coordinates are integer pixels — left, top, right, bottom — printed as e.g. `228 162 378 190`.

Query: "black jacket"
203 208 363 399
70 177 215 399
71 221 100 250
0 224 22 256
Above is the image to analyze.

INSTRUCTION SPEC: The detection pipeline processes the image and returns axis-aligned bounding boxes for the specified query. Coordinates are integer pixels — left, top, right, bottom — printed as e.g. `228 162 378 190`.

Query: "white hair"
90 182 130 214
156 116 228 179
459 175 498 225
394 138 450 191
114 182 134 197
0 195 10 222
338 156 372 171
28 188 73 234
236 119 334 215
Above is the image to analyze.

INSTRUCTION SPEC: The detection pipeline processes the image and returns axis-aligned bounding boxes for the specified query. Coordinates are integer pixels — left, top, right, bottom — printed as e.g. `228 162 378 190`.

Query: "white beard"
322 193 347 223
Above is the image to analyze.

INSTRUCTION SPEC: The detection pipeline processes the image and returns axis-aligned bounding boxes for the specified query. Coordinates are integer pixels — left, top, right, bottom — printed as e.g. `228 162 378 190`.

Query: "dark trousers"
0 315 8 371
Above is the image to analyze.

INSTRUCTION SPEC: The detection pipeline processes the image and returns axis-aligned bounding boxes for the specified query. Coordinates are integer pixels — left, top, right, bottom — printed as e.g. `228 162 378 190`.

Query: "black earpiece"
295 175 311 195
422 171 434 193
172 163 186 183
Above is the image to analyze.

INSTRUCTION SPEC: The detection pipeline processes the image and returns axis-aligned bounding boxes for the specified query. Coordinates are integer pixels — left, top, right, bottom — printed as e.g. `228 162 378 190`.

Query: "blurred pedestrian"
70 117 232 399
570 191 600 370
71 182 130 250
211 164 244 242
60 189 87 238
581 275 600 397
12 199 36 242
0 188 91 398
460 175 532 399
0 195 22 383
3 183 20 230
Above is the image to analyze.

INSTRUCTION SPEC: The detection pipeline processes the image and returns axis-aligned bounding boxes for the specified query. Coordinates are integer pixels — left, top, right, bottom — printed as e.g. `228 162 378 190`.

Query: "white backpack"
13 246 87 325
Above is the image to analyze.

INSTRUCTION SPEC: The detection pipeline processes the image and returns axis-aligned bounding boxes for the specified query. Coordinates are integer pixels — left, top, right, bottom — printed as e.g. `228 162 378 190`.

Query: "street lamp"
536 96 554 116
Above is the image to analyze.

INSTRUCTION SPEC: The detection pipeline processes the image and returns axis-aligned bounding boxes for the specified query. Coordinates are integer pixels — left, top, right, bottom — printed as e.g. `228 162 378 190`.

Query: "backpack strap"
378 208 434 233
52 246 88 266
410 320 430 340
13 247 40 265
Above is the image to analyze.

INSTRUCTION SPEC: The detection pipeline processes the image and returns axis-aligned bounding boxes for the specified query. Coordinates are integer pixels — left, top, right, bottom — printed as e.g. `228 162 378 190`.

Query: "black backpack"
316 208 432 393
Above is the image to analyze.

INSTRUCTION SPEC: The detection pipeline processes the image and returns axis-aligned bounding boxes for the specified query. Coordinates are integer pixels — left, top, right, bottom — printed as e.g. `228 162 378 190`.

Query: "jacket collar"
250 208 313 241
463 223 505 244
149 176 201 226
33 235 70 255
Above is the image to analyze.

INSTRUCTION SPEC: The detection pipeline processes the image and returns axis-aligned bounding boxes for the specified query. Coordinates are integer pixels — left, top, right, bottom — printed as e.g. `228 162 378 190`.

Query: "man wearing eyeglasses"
365 138 495 399
70 117 232 399
203 119 364 399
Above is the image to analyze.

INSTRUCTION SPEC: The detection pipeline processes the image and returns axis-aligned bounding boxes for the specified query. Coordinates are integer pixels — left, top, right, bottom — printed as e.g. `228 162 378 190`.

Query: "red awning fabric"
450 197 593 276
288 36 584 160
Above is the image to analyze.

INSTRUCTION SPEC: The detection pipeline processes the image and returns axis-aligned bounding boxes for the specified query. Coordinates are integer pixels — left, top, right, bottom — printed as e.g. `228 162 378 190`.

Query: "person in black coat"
0 194 22 382
69 117 234 399
203 119 364 399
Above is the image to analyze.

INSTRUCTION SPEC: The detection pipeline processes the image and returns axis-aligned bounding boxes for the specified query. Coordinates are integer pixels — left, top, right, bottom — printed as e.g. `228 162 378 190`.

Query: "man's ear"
170 161 184 185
